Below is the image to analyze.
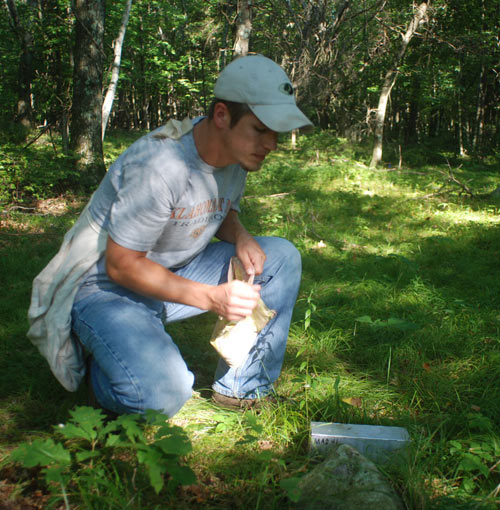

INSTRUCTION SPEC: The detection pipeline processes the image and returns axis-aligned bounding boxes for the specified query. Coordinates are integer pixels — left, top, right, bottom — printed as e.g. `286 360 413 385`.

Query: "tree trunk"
405 76 419 142
218 2 234 71
61 106 70 154
70 0 106 190
370 1 428 168
5 0 36 130
472 62 486 153
102 0 133 140
234 0 251 57
457 93 466 157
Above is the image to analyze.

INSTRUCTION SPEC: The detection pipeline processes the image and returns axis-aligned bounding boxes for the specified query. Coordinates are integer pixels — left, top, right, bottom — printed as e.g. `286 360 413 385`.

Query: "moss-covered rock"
296 443 404 510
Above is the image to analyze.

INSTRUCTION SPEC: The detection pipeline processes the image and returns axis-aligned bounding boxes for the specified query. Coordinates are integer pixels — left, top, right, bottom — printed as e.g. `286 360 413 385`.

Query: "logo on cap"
279 82 294 95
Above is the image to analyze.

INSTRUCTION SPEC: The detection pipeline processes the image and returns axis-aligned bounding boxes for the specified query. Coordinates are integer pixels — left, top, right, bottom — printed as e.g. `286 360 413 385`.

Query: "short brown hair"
207 99 252 128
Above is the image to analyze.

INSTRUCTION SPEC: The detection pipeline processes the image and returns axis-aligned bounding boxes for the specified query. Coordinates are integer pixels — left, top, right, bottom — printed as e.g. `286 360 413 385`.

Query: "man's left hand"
236 231 266 277
215 209 267 277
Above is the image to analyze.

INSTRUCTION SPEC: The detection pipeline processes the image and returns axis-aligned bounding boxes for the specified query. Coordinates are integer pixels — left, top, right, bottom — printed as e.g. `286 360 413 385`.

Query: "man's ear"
212 102 231 129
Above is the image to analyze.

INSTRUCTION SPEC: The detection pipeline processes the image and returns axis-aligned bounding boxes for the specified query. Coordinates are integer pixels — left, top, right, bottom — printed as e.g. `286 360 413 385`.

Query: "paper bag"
210 257 276 368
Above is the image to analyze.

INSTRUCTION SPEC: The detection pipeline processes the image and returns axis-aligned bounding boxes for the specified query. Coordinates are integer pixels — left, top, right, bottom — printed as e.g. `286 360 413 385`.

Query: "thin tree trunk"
5 0 36 129
61 106 70 153
218 2 234 71
472 0 487 153
234 0 251 57
102 0 133 140
473 62 486 152
370 2 428 168
456 90 465 156
70 0 106 190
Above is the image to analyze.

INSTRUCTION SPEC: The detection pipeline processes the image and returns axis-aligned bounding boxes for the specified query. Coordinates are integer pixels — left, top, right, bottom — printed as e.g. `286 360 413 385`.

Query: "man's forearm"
105 236 261 321
106 240 215 310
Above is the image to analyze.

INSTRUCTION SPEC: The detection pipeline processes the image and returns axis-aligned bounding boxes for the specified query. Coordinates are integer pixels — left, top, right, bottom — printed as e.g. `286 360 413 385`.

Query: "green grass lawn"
1 131 499 509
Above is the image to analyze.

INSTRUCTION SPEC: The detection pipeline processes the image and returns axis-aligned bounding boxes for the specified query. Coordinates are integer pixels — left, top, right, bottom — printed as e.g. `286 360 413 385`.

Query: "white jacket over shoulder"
27 205 107 391
27 118 193 391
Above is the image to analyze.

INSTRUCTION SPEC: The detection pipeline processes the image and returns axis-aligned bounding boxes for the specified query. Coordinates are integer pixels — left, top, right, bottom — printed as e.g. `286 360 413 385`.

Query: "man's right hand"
208 280 261 322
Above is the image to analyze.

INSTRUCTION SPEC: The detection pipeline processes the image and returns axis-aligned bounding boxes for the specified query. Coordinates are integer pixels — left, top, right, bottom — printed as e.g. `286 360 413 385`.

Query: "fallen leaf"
181 484 209 504
342 397 362 408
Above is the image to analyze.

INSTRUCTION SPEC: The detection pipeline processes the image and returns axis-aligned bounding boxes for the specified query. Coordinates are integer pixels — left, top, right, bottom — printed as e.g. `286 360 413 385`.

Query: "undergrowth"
1 130 499 508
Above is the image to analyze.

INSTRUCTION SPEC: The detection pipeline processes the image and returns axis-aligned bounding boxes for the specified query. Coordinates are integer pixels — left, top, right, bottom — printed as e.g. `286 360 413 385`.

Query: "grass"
1 130 500 508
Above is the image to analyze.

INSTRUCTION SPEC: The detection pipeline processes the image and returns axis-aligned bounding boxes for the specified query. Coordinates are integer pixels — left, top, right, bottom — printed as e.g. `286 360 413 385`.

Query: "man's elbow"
105 237 142 284
106 257 122 284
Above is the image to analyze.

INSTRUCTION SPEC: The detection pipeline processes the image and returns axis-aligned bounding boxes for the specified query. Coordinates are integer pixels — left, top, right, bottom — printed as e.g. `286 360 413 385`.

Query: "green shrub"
0 141 79 204
8 406 196 508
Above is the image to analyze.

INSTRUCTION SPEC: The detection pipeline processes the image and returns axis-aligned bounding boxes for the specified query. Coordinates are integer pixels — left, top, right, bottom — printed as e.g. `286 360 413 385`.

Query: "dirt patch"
0 474 52 510
34 197 72 216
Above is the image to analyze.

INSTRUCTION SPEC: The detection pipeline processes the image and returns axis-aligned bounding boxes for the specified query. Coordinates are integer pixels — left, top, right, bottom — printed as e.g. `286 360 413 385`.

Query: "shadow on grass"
0 214 89 443
2 136 499 507
293 220 500 419
2 187 500 430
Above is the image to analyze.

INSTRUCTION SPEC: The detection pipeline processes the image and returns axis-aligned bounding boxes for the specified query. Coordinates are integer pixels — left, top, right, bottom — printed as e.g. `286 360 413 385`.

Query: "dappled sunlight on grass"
431 207 500 226
2 133 500 508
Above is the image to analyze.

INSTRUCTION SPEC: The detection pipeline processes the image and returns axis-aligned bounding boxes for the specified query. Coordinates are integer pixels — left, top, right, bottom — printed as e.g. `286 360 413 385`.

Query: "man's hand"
209 279 261 322
235 230 266 277
216 210 267 277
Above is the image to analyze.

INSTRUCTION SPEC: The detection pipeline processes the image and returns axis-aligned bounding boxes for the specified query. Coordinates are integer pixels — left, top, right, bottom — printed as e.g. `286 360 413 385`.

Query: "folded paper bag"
210 257 276 368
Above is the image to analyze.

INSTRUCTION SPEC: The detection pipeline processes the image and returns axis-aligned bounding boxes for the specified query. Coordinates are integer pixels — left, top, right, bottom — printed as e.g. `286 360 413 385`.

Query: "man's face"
222 113 278 172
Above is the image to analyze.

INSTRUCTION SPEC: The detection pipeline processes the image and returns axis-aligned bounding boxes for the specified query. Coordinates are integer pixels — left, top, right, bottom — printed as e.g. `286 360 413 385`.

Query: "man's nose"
263 131 278 151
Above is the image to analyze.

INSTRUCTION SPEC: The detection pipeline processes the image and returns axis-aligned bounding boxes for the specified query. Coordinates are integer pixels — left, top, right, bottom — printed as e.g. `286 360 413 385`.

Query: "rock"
295 443 404 510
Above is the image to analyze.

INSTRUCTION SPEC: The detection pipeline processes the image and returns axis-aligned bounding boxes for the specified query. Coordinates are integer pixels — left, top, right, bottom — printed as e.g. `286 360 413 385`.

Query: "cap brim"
249 104 313 133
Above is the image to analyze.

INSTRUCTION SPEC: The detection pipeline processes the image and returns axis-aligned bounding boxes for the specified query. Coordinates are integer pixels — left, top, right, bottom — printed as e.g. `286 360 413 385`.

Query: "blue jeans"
71 237 301 417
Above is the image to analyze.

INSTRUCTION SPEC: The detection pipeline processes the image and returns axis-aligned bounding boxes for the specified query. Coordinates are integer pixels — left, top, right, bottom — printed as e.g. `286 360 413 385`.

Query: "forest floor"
1 131 499 509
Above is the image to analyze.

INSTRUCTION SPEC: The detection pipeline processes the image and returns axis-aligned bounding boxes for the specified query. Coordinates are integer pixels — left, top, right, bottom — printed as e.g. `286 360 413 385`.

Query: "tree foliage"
0 0 499 200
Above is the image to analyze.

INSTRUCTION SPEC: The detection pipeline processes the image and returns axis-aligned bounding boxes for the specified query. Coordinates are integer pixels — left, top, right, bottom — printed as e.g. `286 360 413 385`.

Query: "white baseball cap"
213 54 313 133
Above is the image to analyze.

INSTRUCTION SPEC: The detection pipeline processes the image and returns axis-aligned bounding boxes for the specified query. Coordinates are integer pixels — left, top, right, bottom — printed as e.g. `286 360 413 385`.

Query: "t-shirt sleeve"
107 161 180 252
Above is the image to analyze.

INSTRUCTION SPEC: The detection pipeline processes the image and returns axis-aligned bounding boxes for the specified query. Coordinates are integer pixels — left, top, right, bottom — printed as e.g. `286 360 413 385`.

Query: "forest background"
1 0 500 509
1 0 500 196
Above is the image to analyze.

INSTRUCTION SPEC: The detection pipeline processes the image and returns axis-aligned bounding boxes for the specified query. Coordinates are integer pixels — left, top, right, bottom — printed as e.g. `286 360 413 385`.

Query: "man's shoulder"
122 128 189 166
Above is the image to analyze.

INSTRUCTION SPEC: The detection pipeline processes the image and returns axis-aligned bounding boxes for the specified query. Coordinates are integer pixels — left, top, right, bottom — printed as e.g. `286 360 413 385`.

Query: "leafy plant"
9 406 195 508
0 141 79 204
279 476 302 503
291 294 320 418
444 413 500 495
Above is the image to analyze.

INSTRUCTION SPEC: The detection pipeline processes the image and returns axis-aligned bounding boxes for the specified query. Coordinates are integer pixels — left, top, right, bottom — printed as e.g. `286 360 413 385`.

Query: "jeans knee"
273 237 302 281
265 237 301 265
286 240 302 273
149 369 194 417
109 367 194 418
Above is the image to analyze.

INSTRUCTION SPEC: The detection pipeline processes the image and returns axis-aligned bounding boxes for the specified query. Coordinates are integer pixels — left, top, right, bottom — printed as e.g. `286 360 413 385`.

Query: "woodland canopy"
1 0 500 194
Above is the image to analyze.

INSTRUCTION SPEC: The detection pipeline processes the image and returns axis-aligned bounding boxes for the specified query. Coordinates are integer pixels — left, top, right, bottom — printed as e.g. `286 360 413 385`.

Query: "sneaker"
211 391 276 411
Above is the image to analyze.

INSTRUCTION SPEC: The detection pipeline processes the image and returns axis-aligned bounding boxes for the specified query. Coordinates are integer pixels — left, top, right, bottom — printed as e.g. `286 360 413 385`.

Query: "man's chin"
241 161 263 172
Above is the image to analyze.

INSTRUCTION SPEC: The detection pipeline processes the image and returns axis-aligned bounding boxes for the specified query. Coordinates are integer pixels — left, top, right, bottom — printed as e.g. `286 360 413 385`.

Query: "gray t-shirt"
76 119 247 300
